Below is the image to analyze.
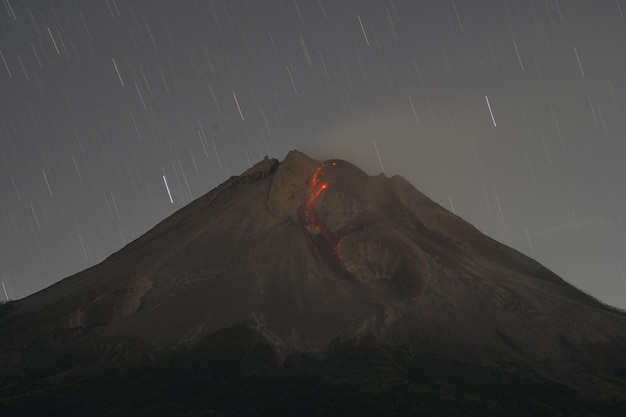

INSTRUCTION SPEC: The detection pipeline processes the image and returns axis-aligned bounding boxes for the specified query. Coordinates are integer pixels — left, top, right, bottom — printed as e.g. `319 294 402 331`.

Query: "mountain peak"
3 150 626 378
3 150 626 415
237 155 279 183
266 150 319 220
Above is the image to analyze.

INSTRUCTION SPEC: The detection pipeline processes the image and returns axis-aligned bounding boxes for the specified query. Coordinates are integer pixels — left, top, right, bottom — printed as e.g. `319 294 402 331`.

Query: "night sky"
2 1 626 308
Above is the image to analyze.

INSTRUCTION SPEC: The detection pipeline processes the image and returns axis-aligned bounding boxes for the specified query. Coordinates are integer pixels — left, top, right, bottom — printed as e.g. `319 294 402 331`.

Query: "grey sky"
1 1 626 308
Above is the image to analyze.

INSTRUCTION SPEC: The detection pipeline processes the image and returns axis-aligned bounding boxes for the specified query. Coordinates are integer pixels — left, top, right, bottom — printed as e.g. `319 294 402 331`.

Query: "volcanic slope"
2 150 626 415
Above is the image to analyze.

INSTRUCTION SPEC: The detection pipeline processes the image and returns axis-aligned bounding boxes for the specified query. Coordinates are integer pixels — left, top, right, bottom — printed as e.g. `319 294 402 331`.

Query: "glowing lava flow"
303 161 345 270
305 161 336 230
306 164 331 219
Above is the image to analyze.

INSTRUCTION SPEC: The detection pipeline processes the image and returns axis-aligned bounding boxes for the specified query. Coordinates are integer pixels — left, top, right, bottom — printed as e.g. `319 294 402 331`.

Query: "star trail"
1 1 626 308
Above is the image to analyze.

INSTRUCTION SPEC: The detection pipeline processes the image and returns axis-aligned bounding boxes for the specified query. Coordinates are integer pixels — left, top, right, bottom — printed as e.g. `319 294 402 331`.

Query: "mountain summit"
2 150 626 416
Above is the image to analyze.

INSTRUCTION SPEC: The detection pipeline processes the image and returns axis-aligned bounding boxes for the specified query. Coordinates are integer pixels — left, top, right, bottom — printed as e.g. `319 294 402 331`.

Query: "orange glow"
305 161 335 221
302 161 345 271
306 182 327 211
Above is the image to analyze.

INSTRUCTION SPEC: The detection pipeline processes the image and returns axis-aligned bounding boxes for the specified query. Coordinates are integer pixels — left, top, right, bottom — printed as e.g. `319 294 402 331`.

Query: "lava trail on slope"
301 161 346 271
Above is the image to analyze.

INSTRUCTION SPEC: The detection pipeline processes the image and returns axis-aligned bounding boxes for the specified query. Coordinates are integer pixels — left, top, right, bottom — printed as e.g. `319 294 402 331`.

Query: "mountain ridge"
4 150 625 347
2 150 626 415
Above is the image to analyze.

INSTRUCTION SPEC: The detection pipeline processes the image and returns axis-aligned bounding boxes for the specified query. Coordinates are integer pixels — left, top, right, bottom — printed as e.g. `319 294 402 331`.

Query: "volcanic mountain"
2 150 626 416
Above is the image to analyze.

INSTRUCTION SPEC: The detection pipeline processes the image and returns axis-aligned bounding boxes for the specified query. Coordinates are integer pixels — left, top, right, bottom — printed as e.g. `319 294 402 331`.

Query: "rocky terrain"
2 150 626 416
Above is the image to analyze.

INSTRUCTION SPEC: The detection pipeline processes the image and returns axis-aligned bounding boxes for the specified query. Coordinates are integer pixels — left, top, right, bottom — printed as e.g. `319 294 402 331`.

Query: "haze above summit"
1 1 626 308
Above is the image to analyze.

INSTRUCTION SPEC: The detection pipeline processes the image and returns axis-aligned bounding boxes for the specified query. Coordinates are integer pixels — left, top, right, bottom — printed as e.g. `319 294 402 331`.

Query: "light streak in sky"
42 170 53 196
5 0 16 21
513 40 525 71
525 226 535 257
485 95 497 127
163 175 173 204
408 94 420 126
0 49 12 77
357 15 369 45
373 140 384 173
233 91 244 120
573 46 586 79
452 2 464 32
286 66 298 94
112 58 124 86
47 27 60 54
448 196 456 215
212 140 224 169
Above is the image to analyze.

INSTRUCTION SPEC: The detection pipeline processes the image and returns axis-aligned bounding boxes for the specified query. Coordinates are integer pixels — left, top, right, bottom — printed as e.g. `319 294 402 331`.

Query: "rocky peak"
3 149 626 400
267 150 319 220
234 156 279 185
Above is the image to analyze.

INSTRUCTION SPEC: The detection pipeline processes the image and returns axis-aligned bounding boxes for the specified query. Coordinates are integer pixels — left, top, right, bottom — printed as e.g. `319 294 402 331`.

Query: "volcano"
2 150 626 416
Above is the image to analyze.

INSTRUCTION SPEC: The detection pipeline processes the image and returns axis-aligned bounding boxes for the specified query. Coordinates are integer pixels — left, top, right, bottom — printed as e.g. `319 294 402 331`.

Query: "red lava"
303 162 345 269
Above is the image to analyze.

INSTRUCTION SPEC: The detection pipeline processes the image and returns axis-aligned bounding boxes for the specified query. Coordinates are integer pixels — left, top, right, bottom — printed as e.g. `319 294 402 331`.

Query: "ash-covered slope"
2 150 626 398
